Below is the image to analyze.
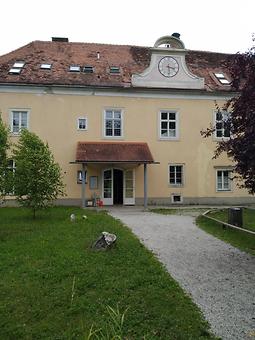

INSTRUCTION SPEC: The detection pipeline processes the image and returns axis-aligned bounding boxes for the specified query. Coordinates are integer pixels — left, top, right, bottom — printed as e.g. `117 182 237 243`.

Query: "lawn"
0 207 215 339
197 208 255 256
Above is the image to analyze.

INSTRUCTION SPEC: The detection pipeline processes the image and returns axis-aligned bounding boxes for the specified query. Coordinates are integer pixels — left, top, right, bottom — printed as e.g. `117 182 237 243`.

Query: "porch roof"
73 141 156 164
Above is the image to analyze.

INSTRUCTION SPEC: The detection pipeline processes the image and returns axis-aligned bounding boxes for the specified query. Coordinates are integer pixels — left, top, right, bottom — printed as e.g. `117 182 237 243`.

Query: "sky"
0 0 254 56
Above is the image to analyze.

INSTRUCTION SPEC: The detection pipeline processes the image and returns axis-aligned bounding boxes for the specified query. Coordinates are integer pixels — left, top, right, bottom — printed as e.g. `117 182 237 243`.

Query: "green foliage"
0 207 216 339
0 113 11 202
13 129 65 216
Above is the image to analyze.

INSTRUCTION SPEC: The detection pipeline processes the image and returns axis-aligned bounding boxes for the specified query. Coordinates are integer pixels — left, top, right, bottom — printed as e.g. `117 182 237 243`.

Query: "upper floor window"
10 110 29 134
77 117 87 130
215 111 230 138
160 110 179 139
104 109 123 137
216 169 232 191
169 164 183 186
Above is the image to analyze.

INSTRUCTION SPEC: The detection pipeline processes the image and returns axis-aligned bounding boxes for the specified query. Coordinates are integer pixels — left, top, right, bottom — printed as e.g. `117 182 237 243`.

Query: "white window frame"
103 108 123 138
159 110 179 140
77 170 87 184
9 109 30 134
216 169 232 192
77 117 88 131
168 164 184 187
214 110 230 139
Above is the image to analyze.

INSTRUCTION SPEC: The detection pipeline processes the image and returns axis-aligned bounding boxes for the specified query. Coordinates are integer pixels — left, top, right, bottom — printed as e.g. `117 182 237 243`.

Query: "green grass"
0 207 216 339
196 209 255 256
150 208 208 216
208 208 255 232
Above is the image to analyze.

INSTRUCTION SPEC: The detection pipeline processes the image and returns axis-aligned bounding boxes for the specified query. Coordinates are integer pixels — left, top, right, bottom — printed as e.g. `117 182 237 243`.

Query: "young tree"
0 113 11 203
13 129 65 217
202 38 255 194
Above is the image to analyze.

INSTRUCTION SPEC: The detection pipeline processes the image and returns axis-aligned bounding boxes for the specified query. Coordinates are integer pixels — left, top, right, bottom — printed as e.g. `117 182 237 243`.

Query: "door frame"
102 167 135 206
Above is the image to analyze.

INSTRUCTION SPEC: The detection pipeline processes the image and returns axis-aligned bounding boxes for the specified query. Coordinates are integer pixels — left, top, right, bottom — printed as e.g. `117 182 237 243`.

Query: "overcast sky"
0 0 254 56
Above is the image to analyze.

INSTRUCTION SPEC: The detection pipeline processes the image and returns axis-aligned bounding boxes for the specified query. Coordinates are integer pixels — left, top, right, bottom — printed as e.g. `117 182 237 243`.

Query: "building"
0 34 254 207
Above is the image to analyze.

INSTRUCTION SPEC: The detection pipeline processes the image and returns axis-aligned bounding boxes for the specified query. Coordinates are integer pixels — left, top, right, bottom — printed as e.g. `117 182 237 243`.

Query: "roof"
75 142 155 163
0 40 235 92
0 41 236 91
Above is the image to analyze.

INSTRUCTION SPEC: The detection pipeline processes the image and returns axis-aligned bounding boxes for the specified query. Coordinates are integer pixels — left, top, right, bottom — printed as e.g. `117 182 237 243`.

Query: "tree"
13 129 65 217
202 38 255 194
0 113 11 203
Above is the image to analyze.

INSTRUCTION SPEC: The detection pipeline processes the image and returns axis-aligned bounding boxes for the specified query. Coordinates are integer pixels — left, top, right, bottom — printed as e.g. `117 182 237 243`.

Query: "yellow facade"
0 88 252 205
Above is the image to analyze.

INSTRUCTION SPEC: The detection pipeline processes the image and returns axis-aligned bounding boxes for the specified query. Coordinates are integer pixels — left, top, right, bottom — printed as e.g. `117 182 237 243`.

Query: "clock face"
158 56 179 77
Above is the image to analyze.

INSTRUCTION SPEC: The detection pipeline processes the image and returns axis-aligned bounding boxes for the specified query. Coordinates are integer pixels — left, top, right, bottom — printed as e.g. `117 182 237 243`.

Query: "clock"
158 56 179 77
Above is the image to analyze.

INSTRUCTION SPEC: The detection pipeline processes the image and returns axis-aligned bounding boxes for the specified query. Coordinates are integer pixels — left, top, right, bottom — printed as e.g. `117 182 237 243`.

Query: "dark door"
113 169 123 204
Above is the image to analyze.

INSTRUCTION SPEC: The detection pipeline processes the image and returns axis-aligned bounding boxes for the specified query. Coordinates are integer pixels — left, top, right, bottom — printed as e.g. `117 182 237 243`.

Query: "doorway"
113 169 123 204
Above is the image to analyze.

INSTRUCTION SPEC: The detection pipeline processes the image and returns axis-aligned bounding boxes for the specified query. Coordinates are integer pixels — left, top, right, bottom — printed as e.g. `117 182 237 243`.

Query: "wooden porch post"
81 163 86 208
144 163 148 209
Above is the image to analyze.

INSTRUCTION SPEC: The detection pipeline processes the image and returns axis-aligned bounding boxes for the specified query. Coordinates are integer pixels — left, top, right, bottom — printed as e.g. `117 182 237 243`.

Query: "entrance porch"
71 141 158 209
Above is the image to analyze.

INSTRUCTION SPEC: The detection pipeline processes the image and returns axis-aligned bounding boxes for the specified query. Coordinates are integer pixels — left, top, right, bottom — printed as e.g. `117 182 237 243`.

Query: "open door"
124 169 135 205
102 169 113 205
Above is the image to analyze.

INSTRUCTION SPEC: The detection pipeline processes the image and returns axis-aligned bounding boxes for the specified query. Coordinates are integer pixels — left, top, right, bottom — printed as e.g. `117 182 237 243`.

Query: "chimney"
52 37 69 42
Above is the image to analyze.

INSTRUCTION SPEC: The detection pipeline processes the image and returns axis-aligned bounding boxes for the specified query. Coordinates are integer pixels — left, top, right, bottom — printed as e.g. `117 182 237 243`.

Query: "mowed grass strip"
0 207 216 339
197 208 255 256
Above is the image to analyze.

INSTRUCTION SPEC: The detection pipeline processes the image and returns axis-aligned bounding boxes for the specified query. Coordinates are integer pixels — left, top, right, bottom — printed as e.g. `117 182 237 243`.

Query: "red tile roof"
0 40 235 92
76 142 155 163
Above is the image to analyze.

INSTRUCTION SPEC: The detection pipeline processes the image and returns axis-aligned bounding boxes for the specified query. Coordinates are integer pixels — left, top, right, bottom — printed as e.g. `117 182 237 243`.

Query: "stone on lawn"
92 231 117 250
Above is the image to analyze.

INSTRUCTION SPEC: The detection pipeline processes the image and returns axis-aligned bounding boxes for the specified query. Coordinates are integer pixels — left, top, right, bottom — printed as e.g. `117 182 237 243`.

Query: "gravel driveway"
108 207 255 340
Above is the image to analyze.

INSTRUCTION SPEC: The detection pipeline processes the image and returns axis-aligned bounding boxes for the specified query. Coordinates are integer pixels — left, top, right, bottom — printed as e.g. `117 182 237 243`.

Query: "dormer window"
214 73 230 85
83 66 94 73
110 66 120 74
69 65 81 72
40 63 52 70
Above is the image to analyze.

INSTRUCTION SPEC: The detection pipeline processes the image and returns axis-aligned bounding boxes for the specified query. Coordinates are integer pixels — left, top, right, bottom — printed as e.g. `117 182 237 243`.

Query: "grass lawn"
0 207 216 339
196 208 255 256
150 208 208 216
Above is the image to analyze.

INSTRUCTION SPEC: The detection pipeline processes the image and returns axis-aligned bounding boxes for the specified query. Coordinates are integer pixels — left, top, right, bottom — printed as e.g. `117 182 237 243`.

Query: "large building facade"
0 34 254 206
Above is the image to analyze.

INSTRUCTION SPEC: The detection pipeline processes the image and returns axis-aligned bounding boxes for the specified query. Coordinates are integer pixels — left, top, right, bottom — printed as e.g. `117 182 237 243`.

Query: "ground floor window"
169 164 183 186
77 170 87 184
216 169 232 191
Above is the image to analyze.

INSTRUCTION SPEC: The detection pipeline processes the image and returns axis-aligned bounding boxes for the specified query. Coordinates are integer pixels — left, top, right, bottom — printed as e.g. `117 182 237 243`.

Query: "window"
77 170 87 184
77 118 87 130
13 61 25 68
110 66 120 74
216 170 232 191
160 110 178 139
83 66 94 73
10 110 29 133
171 194 183 203
40 63 52 70
214 73 230 85
169 164 183 186
9 61 25 74
215 111 230 138
104 109 123 137
70 65 81 72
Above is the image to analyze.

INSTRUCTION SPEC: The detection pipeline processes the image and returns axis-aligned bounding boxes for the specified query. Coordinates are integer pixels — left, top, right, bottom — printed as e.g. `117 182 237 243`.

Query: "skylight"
110 66 120 74
214 72 230 85
9 68 21 74
13 61 25 68
9 61 25 74
69 65 81 72
40 63 52 70
83 66 94 73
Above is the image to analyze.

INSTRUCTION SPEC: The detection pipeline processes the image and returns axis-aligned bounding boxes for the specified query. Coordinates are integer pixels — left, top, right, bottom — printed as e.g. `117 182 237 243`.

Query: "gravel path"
108 207 255 340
